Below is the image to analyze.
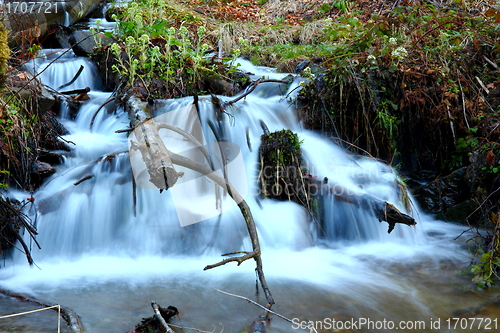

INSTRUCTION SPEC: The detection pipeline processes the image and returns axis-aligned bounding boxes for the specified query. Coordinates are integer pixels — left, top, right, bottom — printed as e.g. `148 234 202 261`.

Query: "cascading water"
0 51 494 333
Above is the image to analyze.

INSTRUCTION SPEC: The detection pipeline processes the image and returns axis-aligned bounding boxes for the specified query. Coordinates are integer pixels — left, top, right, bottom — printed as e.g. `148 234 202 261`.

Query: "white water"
0 52 491 333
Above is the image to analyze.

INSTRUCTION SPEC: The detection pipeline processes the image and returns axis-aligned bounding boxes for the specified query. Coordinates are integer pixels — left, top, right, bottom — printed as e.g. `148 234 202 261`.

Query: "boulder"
30 161 56 188
69 30 115 56
31 161 56 178
413 167 470 215
11 72 56 114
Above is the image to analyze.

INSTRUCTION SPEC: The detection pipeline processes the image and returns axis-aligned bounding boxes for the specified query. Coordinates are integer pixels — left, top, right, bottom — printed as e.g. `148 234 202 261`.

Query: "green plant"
472 250 500 288
375 100 400 142
0 170 9 190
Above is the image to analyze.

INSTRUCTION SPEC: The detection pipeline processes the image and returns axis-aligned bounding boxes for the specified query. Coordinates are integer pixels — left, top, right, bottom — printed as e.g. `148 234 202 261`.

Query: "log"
124 94 182 190
372 201 416 234
306 177 416 233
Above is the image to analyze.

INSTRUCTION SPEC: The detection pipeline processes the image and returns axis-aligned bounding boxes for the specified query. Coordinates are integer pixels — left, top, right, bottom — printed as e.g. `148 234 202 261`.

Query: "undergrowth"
96 0 247 99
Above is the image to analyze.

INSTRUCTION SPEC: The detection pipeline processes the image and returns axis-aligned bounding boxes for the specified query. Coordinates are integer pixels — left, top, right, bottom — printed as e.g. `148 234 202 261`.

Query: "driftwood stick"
213 288 292 323
132 176 137 217
246 127 252 152
169 323 220 333
58 65 85 90
115 128 133 133
151 301 175 333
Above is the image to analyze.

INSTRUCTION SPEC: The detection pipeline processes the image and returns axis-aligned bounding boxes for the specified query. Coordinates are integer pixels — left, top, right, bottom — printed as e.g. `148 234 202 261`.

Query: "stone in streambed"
69 30 115 57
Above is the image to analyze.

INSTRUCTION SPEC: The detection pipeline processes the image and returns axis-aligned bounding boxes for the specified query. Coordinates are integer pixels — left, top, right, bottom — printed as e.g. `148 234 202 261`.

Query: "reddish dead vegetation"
186 0 441 25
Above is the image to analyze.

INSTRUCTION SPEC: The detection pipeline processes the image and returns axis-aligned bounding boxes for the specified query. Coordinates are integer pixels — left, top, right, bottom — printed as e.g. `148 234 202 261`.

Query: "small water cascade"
0 51 492 333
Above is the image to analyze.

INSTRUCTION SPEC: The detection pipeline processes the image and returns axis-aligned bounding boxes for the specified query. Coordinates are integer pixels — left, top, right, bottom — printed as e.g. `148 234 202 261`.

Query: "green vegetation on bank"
96 0 247 99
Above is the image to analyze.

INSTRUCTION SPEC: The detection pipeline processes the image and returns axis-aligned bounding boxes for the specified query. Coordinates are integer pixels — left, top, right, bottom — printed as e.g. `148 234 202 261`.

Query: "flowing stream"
1 50 499 333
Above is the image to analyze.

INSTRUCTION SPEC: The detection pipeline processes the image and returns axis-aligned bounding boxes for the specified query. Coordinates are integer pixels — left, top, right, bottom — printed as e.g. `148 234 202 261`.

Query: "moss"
258 129 305 203
0 23 11 84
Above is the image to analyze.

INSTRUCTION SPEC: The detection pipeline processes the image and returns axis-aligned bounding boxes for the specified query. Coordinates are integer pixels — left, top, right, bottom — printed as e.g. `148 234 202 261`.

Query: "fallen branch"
169 323 223 333
246 127 252 152
0 196 40 265
305 177 416 233
166 150 274 307
372 201 417 234
60 87 91 95
123 94 274 307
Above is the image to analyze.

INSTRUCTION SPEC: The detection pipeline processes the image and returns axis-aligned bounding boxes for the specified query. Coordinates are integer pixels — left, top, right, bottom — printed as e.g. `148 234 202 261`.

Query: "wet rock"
203 74 237 95
7 71 56 114
42 26 71 49
413 167 470 215
37 149 64 165
69 30 114 56
30 161 56 188
295 59 311 73
444 199 481 222
32 161 56 178
17 84 56 115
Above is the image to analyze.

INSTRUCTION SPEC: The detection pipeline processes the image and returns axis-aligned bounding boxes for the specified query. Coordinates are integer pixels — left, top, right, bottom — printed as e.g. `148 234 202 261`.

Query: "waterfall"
0 51 475 333
17 52 419 260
